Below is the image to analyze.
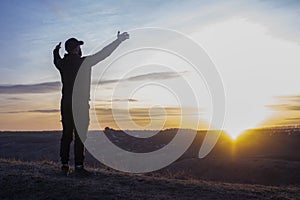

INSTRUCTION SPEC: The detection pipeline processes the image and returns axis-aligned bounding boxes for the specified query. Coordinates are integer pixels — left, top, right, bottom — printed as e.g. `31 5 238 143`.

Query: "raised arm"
53 42 62 70
85 31 129 67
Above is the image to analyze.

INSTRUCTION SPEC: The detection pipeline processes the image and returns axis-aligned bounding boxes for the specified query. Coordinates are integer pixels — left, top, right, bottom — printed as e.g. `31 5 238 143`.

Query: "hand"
54 42 61 51
117 31 129 42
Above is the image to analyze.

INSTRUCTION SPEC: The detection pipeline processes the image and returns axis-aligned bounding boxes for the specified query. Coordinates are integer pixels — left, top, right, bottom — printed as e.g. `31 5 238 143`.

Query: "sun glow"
191 18 300 140
229 133 239 140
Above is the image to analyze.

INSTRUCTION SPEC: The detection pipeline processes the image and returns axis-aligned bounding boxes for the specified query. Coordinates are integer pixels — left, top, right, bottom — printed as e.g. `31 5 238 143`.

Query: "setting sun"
1 1 300 199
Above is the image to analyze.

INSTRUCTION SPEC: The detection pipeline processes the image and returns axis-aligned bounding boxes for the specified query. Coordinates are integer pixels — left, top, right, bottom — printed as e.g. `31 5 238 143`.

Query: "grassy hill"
1 127 300 199
0 158 299 200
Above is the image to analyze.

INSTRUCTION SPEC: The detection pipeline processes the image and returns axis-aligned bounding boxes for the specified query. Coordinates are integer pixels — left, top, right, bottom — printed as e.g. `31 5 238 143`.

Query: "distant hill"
1 127 300 185
103 127 300 185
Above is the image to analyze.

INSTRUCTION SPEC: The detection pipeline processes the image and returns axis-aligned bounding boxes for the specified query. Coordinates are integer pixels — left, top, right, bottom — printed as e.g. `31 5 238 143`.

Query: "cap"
65 38 84 52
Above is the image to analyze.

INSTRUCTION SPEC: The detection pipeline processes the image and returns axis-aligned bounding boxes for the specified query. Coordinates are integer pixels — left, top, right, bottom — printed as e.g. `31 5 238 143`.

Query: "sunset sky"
1 0 300 138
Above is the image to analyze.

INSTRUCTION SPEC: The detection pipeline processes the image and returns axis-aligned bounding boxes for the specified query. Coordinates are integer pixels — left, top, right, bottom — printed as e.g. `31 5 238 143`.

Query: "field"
0 128 300 199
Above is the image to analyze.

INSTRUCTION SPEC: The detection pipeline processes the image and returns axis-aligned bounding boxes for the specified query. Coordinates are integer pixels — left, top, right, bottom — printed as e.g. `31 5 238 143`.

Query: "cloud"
94 106 183 129
4 97 25 101
262 94 300 127
28 109 60 113
91 105 205 130
0 71 185 94
95 106 199 119
267 95 300 111
1 109 60 114
275 95 300 102
97 71 188 85
0 81 60 94
267 104 300 111
285 117 300 121
96 98 139 103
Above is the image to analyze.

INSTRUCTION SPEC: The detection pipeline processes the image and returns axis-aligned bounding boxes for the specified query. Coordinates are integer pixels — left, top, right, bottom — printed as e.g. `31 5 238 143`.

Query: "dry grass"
1 129 300 199
0 158 299 200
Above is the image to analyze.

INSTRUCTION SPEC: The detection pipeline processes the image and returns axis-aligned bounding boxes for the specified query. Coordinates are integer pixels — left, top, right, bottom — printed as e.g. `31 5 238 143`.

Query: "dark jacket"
53 39 122 103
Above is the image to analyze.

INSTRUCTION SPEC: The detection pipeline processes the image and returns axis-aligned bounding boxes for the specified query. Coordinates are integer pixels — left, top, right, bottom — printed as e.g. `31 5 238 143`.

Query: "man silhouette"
53 31 129 175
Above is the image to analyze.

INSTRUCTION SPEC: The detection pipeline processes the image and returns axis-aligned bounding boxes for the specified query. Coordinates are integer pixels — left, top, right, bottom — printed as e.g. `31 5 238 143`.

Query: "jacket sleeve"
53 48 62 70
84 38 122 68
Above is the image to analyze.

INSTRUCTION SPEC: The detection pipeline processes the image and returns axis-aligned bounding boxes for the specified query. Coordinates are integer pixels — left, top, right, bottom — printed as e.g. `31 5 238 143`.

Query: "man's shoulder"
62 54 84 61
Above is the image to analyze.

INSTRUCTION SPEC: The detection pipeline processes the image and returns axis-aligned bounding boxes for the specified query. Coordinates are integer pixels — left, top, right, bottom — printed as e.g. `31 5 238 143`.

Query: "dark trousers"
60 100 89 165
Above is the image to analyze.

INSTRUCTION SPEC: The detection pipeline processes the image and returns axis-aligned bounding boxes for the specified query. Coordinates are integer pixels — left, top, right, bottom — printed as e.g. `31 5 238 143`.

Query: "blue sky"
0 0 299 84
1 0 300 133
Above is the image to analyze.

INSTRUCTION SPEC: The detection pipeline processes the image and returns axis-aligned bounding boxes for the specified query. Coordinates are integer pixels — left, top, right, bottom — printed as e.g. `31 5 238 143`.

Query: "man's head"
65 38 84 56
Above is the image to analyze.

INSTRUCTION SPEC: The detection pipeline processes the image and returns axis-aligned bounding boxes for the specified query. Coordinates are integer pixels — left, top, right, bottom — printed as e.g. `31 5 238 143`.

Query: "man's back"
56 54 91 103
